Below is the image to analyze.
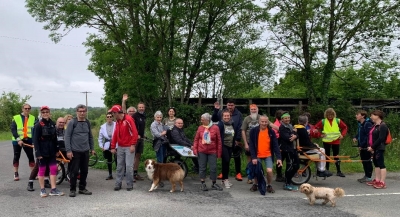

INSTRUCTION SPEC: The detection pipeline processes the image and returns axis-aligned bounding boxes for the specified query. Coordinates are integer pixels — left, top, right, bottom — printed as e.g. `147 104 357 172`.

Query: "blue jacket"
247 161 266 195
217 121 237 147
212 108 243 141
249 126 281 161
354 119 373 148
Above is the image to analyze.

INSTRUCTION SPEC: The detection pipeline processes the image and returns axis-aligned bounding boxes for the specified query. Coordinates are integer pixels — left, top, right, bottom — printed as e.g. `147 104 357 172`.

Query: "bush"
0 92 31 131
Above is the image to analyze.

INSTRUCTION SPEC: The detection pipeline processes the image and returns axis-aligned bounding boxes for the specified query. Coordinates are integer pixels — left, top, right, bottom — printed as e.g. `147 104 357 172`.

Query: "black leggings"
276 150 286 177
360 149 373 178
234 151 241 174
222 145 233 180
283 151 299 185
13 145 35 168
323 143 341 172
103 150 117 175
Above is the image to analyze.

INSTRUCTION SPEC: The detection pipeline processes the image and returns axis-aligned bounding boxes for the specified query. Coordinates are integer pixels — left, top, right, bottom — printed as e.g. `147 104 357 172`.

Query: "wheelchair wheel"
173 160 188 178
88 152 98 167
291 161 311 185
56 162 65 185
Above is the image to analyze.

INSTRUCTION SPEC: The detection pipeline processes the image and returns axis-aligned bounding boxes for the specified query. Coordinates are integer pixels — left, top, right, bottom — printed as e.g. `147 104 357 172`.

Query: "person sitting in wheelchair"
170 118 199 173
295 115 332 178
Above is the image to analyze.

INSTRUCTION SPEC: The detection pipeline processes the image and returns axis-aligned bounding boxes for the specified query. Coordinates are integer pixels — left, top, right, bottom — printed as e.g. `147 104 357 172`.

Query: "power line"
0 35 83 48
0 87 92 93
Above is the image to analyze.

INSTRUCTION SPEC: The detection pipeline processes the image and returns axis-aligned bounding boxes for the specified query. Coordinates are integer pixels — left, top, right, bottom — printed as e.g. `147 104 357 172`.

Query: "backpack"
322 118 340 126
379 124 392 145
70 117 92 135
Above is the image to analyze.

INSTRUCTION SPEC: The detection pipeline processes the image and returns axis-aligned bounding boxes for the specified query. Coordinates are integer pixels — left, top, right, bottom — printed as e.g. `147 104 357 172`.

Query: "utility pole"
81 91 92 119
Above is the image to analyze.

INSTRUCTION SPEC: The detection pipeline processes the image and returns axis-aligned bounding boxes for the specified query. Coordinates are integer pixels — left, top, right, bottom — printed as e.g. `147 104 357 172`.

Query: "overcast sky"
0 1 105 108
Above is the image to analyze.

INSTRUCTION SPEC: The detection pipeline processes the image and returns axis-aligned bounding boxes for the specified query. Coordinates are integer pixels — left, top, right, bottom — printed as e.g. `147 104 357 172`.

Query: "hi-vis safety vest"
322 118 341 142
12 114 35 141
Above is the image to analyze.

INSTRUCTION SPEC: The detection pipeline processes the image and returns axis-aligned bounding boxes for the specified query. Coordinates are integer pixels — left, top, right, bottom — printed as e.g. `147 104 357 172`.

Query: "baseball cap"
108 105 123 113
40 106 50 111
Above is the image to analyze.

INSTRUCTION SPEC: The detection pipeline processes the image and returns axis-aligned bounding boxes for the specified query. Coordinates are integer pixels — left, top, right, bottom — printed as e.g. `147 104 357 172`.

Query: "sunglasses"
24 108 31 110
41 111 49 114
77 110 86 113
106 116 113 118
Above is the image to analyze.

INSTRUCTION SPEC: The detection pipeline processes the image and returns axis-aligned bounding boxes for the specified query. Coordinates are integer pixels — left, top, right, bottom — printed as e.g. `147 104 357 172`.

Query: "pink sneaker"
373 181 387 189
366 179 377 186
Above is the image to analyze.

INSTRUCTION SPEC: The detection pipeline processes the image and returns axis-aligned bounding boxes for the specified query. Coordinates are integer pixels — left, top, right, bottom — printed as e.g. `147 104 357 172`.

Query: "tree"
0 92 31 131
266 0 400 104
26 0 268 107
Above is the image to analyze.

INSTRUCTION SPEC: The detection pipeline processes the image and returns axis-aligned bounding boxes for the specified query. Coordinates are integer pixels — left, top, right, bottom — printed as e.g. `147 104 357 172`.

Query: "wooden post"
267 98 271 115
198 92 202 107
298 100 303 113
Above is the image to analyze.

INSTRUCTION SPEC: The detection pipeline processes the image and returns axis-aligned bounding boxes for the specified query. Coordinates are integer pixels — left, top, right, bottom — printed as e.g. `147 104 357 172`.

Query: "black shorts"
373 150 385 169
136 139 144 154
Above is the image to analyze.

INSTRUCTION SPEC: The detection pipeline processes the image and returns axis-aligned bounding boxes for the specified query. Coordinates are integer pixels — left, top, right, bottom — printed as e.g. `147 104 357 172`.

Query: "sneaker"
250 184 258 192
235 173 243 181
217 173 223 180
40 188 47 197
336 172 346 177
200 183 208 191
275 176 285 182
317 170 333 177
222 180 233 188
106 175 113 180
134 174 144 181
267 185 275 193
49 188 65 196
211 183 223 191
69 190 76 197
373 181 387 189
247 179 253 184
357 176 370 183
366 179 378 186
126 187 133 191
114 186 121 191
27 182 34 191
283 184 299 191
78 189 92 195
14 172 19 181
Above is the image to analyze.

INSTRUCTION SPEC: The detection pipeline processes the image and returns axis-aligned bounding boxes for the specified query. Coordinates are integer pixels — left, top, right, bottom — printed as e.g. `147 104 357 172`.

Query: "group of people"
11 97 390 197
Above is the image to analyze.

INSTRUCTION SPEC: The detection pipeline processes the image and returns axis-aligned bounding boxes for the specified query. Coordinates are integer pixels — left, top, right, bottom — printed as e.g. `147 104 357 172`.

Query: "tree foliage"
26 0 270 108
0 92 31 131
266 0 400 104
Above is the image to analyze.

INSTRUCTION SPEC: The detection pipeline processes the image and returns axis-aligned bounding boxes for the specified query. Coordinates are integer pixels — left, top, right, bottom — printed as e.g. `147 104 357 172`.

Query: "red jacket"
307 123 321 139
193 125 222 158
111 114 138 149
314 119 348 145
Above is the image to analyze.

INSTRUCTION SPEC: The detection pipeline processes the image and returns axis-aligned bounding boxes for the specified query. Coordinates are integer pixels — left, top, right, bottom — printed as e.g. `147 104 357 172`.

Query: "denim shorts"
258 157 273 169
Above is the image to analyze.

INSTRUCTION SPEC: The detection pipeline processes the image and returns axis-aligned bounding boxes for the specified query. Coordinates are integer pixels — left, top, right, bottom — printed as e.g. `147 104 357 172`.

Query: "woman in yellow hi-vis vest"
10 103 36 181
314 108 348 177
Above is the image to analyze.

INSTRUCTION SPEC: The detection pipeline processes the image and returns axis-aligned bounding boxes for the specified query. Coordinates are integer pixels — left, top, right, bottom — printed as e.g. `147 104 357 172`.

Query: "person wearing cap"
313 108 348 177
33 106 64 197
65 104 95 197
109 104 138 191
278 111 299 191
10 103 36 181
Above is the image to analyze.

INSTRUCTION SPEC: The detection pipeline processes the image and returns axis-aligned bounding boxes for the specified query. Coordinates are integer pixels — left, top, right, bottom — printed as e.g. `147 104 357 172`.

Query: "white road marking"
303 192 400 199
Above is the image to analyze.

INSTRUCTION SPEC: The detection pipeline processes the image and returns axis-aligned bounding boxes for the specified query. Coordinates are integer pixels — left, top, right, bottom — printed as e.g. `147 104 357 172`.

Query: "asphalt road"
1 140 399 217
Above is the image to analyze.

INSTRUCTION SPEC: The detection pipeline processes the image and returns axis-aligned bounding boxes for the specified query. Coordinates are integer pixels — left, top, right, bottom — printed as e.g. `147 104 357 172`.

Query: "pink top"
368 125 376 147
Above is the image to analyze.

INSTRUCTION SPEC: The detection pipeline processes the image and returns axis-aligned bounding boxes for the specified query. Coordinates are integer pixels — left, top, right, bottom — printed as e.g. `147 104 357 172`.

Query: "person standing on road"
353 110 373 183
65 104 95 197
33 106 64 197
212 99 243 182
10 103 36 181
314 108 348 177
279 112 299 191
132 102 146 181
272 109 285 182
193 113 223 191
98 113 117 180
109 105 138 191
366 110 389 189
248 115 282 194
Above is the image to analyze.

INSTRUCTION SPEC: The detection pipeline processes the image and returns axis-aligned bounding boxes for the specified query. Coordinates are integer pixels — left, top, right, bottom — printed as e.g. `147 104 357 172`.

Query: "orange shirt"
257 128 271 158
23 117 29 138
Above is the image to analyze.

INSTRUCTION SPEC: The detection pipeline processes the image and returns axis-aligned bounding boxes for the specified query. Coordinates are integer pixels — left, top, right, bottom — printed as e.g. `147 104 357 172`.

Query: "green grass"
0 131 11 141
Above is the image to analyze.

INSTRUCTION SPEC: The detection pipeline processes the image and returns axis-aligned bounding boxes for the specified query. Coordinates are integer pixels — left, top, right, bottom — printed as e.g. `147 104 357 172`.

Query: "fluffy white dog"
300 183 345 207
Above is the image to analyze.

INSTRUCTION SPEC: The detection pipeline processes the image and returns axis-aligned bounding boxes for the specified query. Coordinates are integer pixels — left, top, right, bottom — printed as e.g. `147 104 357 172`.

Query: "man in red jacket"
109 105 138 191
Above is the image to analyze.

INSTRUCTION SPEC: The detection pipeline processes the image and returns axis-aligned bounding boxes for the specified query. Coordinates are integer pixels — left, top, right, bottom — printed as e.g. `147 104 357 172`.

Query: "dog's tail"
334 188 345 197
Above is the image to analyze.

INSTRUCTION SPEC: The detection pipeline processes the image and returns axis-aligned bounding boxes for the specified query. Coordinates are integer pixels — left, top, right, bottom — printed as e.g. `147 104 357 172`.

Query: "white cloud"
0 0 105 108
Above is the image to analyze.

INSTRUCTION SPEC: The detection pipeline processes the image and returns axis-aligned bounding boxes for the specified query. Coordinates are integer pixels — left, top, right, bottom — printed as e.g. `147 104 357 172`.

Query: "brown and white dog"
300 183 345 207
144 159 184 193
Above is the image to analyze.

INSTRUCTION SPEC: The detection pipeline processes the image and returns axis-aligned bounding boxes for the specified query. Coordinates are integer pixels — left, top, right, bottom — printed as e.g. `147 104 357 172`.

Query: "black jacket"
212 108 243 141
278 123 297 153
296 126 318 149
33 118 58 158
132 112 146 137
371 123 388 151
170 126 192 147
